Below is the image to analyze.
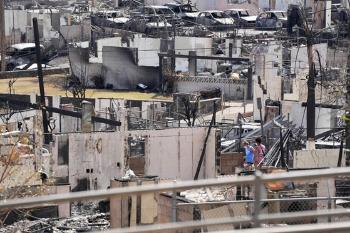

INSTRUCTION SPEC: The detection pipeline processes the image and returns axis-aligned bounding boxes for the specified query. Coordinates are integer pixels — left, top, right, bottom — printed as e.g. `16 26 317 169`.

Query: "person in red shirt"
254 137 266 167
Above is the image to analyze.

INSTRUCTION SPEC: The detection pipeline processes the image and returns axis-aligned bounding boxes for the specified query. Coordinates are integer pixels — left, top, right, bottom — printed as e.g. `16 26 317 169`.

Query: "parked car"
5 43 46 71
256 11 287 30
196 11 235 30
165 3 199 23
224 9 257 27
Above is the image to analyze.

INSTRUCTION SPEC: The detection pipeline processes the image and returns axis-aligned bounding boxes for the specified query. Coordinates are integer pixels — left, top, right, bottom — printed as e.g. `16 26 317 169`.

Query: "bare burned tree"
66 56 88 107
66 74 87 101
175 93 200 127
0 101 16 131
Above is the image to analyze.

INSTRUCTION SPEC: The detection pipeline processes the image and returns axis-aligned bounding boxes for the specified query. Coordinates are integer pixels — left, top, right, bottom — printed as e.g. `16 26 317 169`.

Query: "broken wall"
252 43 283 121
94 98 127 132
52 132 125 190
102 46 159 90
52 127 218 190
282 101 341 136
60 19 91 43
27 11 57 41
129 127 218 180
4 10 28 36
290 43 327 76
129 36 161 67
69 47 103 87
293 149 343 169
110 179 193 232
174 37 214 72
96 37 123 62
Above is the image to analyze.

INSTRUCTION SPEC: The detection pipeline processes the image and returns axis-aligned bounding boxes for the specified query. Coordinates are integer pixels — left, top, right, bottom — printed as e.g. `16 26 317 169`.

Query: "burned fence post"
33 17 51 144
188 51 197 76
229 43 233 58
81 100 94 133
257 97 264 142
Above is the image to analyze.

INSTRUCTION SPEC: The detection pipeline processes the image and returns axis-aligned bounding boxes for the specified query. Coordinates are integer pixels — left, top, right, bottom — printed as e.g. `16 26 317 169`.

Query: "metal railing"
174 75 248 84
1 167 350 232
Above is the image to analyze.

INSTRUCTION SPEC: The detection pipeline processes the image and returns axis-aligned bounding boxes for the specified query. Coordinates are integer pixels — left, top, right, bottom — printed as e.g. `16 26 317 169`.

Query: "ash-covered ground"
0 202 110 233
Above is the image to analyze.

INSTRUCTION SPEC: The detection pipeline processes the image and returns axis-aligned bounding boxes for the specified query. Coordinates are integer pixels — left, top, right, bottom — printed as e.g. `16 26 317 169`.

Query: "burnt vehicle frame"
256 10 288 30
224 8 257 28
196 10 235 31
4 43 48 71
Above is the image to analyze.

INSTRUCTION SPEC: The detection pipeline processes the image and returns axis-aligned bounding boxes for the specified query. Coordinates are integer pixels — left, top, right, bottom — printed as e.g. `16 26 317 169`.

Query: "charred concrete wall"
290 43 327 76
60 19 91 43
174 36 214 72
129 127 217 180
4 10 28 37
52 127 218 190
96 37 123 62
52 132 125 191
252 43 283 121
129 36 161 67
293 149 343 168
110 179 193 231
102 46 160 90
69 47 103 87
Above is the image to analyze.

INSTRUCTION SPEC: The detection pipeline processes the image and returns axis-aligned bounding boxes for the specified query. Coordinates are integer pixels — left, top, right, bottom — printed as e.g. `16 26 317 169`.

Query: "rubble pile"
0 203 109 233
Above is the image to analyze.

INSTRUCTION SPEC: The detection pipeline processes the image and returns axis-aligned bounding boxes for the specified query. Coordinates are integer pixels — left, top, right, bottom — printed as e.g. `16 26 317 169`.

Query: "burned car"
125 15 172 34
126 5 180 34
224 9 257 27
331 4 349 24
165 3 199 23
196 10 235 30
92 10 130 29
5 43 46 71
256 11 287 30
137 5 178 21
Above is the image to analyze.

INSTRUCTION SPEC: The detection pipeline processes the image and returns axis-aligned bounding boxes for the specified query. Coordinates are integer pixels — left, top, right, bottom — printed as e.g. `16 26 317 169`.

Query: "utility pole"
0 0 6 71
306 35 316 148
301 3 316 149
194 101 217 180
33 18 50 144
